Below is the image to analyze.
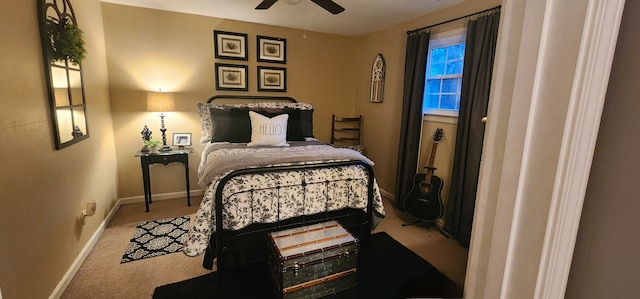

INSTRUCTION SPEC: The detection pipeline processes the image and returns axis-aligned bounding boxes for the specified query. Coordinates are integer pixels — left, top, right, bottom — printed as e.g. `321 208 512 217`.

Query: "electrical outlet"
86 201 96 216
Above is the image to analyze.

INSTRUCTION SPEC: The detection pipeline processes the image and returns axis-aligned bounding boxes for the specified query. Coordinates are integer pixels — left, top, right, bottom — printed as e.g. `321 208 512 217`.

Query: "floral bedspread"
182 142 385 257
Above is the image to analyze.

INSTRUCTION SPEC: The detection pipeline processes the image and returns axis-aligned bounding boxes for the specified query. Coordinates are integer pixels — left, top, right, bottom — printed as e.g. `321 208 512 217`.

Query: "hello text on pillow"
247 111 289 147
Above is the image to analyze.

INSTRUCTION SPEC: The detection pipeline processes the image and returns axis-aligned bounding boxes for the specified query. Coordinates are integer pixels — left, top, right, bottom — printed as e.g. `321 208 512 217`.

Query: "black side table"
135 149 192 212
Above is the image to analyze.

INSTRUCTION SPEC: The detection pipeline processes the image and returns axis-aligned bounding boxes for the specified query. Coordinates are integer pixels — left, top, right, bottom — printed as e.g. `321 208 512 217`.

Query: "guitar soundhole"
419 182 432 194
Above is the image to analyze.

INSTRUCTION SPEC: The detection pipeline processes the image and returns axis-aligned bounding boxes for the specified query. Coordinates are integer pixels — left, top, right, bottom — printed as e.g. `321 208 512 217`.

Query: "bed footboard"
205 160 376 279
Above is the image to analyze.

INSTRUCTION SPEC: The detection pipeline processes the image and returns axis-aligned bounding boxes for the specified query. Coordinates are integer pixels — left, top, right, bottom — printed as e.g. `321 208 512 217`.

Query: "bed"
182 95 385 278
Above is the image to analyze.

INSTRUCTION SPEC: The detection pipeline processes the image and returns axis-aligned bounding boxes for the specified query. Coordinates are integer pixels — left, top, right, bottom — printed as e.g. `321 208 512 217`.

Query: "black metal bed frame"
203 160 375 282
198 95 376 281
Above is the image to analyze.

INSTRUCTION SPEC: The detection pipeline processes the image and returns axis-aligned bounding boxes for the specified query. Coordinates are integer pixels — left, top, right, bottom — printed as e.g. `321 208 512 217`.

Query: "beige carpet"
61 196 468 298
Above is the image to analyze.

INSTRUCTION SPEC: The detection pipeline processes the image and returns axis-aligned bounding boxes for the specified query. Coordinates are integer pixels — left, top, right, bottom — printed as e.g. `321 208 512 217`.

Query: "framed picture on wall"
257 35 286 64
214 30 248 60
215 63 248 91
257 66 286 92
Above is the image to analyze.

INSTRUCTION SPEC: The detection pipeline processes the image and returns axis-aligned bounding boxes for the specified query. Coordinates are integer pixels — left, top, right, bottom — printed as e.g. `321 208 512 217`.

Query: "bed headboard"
206 95 297 103
198 95 312 145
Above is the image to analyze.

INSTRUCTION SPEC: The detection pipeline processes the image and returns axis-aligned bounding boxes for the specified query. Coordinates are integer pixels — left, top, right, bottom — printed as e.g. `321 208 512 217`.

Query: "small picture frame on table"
257 35 286 64
214 30 248 60
215 63 248 91
172 133 192 149
257 66 286 92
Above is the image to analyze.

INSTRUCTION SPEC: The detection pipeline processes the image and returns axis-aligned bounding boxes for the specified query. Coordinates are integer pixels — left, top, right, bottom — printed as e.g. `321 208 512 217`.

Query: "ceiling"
100 0 467 36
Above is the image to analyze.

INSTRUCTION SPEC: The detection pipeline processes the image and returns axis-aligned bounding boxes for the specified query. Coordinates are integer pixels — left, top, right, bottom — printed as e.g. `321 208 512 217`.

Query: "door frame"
465 0 626 298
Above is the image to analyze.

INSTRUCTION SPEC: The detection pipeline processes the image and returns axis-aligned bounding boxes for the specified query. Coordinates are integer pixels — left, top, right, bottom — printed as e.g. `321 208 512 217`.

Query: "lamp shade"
146 92 175 112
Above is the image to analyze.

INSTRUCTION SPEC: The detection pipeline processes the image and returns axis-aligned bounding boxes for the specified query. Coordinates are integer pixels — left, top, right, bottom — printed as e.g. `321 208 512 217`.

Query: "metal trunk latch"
293 262 300 277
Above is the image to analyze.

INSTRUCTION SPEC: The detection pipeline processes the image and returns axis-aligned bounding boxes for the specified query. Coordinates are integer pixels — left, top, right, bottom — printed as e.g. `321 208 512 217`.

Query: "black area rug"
121 216 190 263
153 232 463 299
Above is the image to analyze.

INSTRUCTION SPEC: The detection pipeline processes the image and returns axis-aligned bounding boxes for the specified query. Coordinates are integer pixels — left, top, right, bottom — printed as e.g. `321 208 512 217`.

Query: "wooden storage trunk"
268 221 359 299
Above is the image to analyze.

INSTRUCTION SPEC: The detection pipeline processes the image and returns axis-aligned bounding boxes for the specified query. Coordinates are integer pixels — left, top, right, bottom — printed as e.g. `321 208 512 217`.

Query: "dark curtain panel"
395 31 430 209
445 10 501 246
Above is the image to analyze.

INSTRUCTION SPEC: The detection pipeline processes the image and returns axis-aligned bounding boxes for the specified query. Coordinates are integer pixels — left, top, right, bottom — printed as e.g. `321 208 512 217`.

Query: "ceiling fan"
255 0 345 15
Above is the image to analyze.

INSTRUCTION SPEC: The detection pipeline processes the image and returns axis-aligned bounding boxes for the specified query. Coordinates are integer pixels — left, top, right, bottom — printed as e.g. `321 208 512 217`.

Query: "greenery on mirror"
38 0 90 149
45 18 86 64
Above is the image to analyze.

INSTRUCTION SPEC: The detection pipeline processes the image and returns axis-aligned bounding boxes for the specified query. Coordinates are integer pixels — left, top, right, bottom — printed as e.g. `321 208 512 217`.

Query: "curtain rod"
407 5 501 35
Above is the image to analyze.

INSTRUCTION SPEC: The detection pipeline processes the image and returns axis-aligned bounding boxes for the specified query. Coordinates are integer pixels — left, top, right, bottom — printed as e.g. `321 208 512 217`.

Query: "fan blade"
256 0 278 10
310 0 345 14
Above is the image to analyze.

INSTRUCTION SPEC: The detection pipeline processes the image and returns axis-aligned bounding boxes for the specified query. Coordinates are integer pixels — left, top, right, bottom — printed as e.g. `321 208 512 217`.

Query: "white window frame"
423 27 467 117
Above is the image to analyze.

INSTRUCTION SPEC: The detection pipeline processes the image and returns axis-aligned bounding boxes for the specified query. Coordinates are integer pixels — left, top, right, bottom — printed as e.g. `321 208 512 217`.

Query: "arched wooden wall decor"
37 0 89 149
369 54 385 103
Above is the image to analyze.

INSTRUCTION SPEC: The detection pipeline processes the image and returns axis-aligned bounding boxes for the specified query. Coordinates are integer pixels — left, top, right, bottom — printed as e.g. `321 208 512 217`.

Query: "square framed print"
257 66 286 92
172 133 192 147
214 30 248 60
215 63 248 91
257 35 286 64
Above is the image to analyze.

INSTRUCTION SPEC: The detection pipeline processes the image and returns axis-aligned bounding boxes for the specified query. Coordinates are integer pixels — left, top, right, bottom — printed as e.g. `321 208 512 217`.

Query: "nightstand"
135 149 192 212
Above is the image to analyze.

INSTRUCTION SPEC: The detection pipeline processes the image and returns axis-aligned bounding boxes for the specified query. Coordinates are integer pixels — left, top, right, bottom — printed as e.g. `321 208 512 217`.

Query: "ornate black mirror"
37 0 89 149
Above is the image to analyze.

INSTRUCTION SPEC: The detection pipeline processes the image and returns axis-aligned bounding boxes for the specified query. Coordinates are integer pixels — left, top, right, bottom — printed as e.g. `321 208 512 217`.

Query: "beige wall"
0 1 117 298
103 1 500 201
101 3 359 198
566 0 640 297
0 1 502 297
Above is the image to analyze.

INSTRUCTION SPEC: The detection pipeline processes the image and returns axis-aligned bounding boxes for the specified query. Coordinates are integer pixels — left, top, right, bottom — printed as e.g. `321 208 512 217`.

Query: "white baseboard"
49 189 203 299
379 188 395 203
49 200 122 299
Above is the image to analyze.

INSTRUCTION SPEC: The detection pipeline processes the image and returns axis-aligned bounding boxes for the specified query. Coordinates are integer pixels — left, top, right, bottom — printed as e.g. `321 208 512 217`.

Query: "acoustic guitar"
404 128 445 222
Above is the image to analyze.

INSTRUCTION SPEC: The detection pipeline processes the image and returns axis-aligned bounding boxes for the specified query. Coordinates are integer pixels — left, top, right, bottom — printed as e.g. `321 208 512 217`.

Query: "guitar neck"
424 142 439 183
427 142 438 169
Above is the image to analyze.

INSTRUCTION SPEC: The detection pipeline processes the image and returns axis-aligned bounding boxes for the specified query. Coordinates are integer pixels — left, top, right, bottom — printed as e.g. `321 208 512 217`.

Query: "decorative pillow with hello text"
247 111 289 147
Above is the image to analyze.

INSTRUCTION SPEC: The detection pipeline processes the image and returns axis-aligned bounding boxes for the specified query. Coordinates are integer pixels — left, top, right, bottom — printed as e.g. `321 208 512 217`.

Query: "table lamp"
147 91 175 151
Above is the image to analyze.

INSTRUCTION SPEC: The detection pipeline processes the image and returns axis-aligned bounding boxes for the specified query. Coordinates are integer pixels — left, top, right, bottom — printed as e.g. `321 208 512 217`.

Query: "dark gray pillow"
209 108 314 143
299 109 314 138
210 108 252 143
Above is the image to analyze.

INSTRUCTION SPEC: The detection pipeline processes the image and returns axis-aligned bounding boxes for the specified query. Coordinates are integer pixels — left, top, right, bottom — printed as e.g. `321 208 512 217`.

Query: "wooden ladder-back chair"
331 114 364 154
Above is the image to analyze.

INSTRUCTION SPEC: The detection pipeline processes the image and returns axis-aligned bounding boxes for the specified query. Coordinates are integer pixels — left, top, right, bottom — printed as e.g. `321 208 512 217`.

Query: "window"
423 29 466 117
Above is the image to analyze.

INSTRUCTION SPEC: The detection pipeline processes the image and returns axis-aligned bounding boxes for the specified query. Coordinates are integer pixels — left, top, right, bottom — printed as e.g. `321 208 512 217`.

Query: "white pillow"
247 111 289 147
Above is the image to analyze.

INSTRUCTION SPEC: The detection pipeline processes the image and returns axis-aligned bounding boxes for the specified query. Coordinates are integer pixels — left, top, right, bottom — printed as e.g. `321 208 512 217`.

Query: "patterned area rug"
121 216 190 263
